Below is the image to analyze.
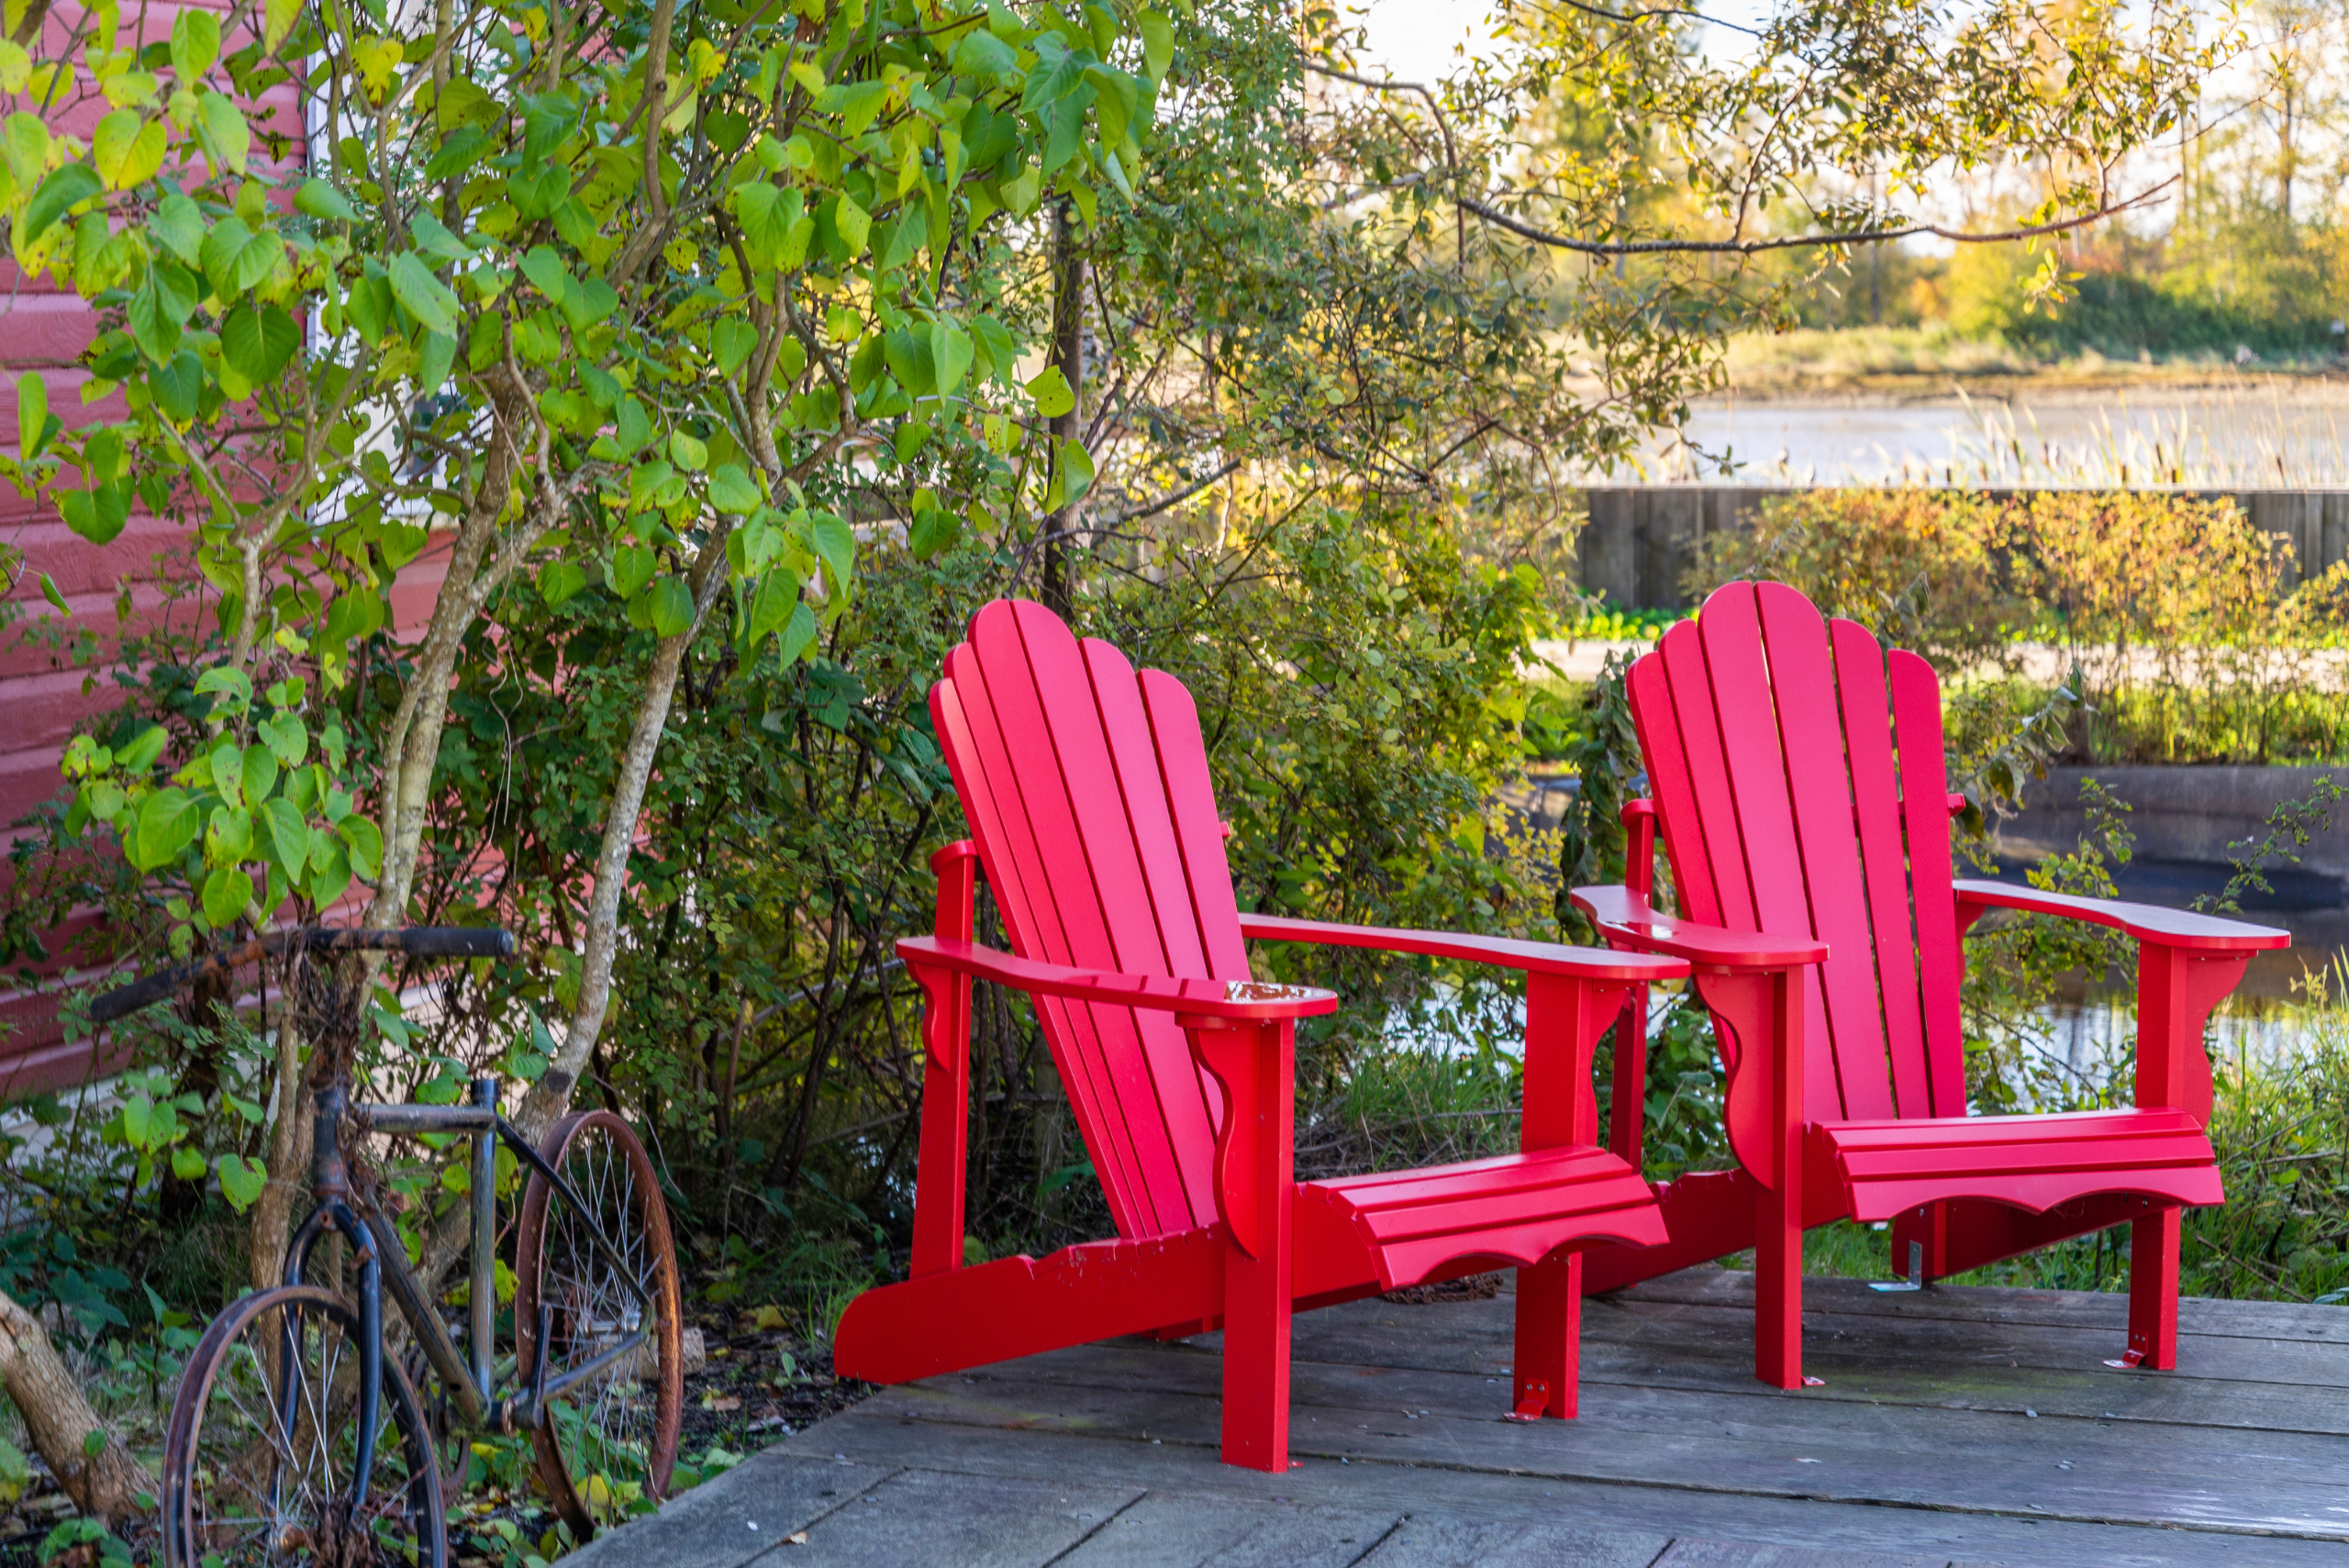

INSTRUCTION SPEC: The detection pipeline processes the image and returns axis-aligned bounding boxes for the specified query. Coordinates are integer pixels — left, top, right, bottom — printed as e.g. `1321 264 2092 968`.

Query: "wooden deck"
571 1266 2349 1566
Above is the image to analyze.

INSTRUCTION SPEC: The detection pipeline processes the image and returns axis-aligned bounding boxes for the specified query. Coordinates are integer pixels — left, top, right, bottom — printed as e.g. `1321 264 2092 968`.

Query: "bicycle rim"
515 1109 684 1538
162 1283 446 1568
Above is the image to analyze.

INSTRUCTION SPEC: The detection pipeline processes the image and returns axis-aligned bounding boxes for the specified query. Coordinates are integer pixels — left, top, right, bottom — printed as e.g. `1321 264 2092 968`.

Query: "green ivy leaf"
1026 365 1074 418
262 795 309 880
647 574 695 638
708 462 761 513
21 164 99 247
217 1153 266 1211
200 864 252 927
387 251 460 336
293 176 358 223
127 788 199 871
611 542 656 599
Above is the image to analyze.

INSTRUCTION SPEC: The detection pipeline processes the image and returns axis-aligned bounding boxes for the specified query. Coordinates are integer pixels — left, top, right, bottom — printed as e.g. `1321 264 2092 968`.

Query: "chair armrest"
896 936 1338 1022
1951 880 2289 954
1568 885 1829 971
1237 912 1687 984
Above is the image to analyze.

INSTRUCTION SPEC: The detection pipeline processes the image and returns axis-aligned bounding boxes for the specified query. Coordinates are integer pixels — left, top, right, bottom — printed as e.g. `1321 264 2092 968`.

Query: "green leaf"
93 110 163 190
58 478 130 544
930 322 974 397
409 211 473 263
21 164 100 246
117 724 168 773
647 574 695 638
170 1145 206 1182
150 192 202 261
538 558 587 606
198 91 249 175
810 512 854 598
818 80 891 138
774 600 819 665
16 371 44 460
708 462 761 513
614 395 652 455
171 8 220 82
339 813 383 880
262 795 310 880
519 244 572 303
907 503 962 562
306 832 350 907
745 570 800 642
611 542 656 599
200 864 252 927
712 317 757 375
219 302 301 384
128 788 199 871
1026 365 1074 418
258 713 306 767
832 195 871 257
294 176 358 223
37 571 67 614
417 328 454 393
1055 436 1096 506
241 744 279 807
669 429 708 471
263 0 300 50
150 351 201 424
217 1153 266 1211
387 251 460 336
1139 11 1174 83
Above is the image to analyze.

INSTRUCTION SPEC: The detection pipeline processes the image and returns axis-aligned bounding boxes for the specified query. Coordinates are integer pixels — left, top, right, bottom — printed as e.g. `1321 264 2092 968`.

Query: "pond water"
1620 391 2349 487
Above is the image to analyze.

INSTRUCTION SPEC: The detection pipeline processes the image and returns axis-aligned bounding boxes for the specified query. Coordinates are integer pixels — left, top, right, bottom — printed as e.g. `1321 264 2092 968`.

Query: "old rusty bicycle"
95 926 682 1567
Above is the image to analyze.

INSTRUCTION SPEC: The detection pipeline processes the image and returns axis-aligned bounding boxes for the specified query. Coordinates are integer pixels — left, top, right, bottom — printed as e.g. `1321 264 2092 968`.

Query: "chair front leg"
1513 973 1622 1420
1186 1016 1297 1472
1693 964 1807 1389
2125 940 2244 1369
907 843 979 1280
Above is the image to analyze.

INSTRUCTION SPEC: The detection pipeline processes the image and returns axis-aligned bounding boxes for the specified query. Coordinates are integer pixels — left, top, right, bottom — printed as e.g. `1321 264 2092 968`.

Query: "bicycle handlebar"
89 927 517 1025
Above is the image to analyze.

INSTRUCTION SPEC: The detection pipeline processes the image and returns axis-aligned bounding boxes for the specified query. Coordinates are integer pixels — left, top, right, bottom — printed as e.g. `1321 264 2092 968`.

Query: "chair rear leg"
2123 1206 2183 1370
1512 1251 1582 1419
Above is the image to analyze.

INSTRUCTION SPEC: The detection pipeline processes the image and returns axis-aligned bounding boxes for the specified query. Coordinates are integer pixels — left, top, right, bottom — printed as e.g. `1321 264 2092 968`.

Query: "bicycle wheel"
514 1109 684 1538
162 1284 446 1568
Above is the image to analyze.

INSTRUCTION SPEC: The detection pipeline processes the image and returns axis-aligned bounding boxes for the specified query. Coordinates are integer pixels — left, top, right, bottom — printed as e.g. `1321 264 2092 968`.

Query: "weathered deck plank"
565 1268 2349 1567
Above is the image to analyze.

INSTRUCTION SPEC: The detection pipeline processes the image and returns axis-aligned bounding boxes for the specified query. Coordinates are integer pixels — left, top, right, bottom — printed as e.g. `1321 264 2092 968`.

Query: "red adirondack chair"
834 599 1691 1470
1570 580 2289 1389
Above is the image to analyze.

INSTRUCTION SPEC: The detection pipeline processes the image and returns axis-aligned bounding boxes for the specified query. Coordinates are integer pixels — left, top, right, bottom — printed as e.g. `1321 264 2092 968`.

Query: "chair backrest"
1627 580 1967 1124
931 598 1248 1241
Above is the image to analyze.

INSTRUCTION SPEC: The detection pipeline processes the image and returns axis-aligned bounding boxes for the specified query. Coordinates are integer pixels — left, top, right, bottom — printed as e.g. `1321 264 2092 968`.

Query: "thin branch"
1113 458 1244 525
1458 176 2177 256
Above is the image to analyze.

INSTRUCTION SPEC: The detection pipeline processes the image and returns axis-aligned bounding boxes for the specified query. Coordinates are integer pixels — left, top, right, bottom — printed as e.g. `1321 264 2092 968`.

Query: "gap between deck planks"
569 1267 2349 1568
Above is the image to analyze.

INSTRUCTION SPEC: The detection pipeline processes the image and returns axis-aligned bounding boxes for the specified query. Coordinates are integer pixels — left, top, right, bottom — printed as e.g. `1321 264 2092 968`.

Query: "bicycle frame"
280 1077 657 1508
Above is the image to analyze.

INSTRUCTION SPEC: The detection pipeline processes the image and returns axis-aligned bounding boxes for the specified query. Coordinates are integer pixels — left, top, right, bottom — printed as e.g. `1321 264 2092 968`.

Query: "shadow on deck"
568 1265 2349 1566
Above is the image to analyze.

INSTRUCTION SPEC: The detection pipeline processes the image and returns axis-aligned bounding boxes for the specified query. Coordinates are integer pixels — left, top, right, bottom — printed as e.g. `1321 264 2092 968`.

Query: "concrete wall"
1993 765 2349 894
1576 486 2349 609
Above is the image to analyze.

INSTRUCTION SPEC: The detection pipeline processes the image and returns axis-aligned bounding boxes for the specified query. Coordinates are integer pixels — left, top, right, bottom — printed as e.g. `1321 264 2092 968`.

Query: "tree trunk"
1040 199 1085 618
249 1008 315 1294
0 1291 152 1522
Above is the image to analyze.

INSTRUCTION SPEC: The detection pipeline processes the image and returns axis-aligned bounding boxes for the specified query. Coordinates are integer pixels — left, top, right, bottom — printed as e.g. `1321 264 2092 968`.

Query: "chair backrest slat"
1890 649 1968 1117
1832 618 1934 1118
1654 623 1754 928
1755 584 1896 1121
934 601 1246 1240
1628 582 1967 1123
1695 587 1841 1123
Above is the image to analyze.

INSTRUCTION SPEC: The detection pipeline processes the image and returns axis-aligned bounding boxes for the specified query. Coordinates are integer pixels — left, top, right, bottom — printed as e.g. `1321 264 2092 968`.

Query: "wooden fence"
1576 486 2349 609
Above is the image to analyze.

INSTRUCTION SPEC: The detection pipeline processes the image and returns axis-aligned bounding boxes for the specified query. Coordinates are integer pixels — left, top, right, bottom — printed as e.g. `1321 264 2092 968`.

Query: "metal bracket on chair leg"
1870 1240 1925 1293
1507 1381 1551 1421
